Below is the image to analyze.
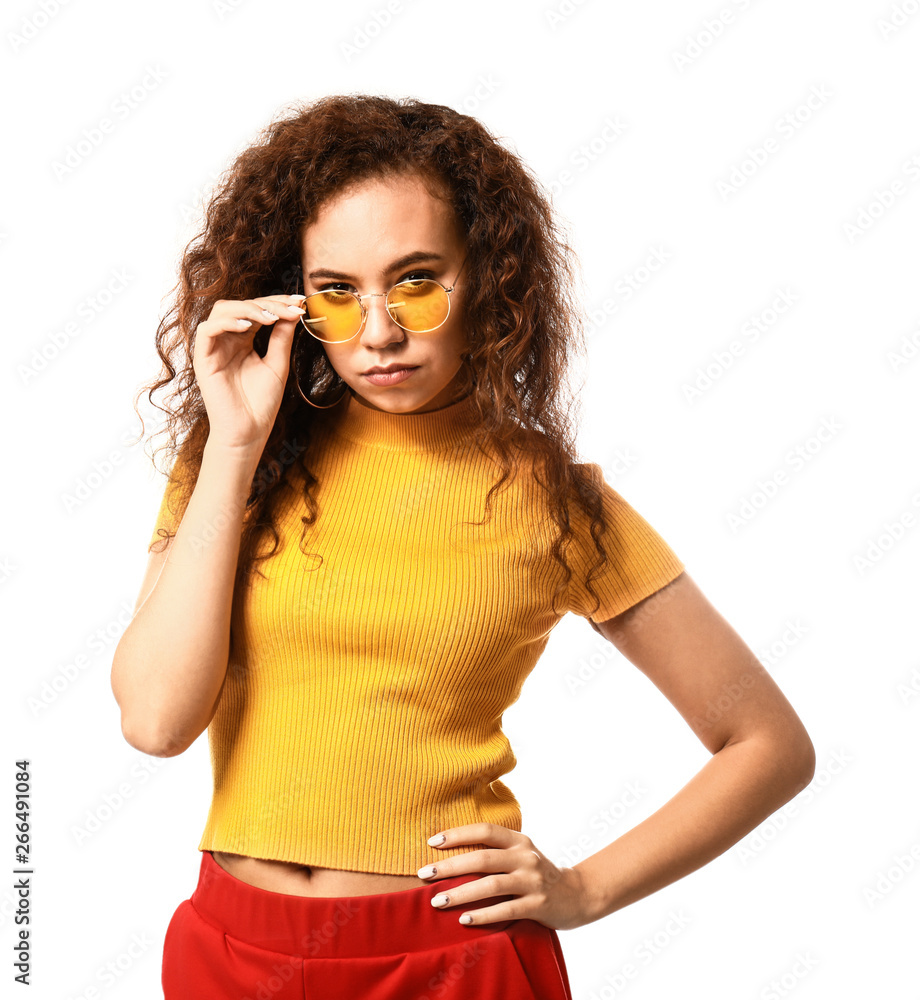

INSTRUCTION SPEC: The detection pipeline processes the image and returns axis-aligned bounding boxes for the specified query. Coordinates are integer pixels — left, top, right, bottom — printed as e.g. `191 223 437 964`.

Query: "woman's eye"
399 271 433 284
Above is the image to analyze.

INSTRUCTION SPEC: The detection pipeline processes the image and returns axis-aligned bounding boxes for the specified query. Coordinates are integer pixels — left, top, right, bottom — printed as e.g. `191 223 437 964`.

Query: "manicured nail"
417 865 437 879
428 833 446 846
431 893 450 907
459 914 473 925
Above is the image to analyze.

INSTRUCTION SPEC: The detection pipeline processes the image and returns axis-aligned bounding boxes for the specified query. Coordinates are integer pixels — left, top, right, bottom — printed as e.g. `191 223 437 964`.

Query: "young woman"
111 94 815 999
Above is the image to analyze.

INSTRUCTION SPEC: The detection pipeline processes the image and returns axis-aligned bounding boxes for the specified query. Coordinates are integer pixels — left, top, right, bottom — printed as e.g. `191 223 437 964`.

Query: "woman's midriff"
210 851 430 897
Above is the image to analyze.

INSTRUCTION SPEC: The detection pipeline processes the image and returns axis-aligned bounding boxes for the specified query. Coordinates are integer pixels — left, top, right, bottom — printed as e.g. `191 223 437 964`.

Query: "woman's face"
299 172 470 414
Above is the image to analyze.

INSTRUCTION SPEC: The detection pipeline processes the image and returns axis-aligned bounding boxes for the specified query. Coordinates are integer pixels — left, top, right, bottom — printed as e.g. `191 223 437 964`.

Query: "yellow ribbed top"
148 391 685 874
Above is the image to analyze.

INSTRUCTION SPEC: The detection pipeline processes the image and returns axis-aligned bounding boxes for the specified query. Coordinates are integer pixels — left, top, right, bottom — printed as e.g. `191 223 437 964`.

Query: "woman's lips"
361 367 419 386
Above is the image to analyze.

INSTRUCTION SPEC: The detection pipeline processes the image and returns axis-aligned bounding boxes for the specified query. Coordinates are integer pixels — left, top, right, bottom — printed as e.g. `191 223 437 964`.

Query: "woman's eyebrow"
307 251 445 282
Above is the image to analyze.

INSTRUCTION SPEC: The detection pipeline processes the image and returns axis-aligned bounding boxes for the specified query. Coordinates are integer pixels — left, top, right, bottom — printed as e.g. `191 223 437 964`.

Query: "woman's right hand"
192 294 307 451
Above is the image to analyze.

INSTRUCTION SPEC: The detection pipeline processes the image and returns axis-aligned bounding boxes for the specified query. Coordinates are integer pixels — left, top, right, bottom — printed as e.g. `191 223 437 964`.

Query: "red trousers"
162 850 572 999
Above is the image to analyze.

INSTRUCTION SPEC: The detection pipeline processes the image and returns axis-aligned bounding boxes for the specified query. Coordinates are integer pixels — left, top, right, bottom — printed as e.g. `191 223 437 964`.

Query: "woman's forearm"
111 440 262 757
573 733 816 923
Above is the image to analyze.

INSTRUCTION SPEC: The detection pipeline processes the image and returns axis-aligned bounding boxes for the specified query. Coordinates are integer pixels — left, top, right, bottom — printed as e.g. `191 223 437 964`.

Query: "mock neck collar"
315 389 480 452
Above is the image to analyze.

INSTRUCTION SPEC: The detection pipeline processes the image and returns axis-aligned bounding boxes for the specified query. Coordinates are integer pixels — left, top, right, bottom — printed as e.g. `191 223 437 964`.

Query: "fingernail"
261 309 278 320
431 893 450 907
428 834 446 846
417 865 437 879
459 914 473 925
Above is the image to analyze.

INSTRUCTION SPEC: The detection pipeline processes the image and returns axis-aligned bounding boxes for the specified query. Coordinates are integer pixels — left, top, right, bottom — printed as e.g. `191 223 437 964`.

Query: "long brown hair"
136 94 613 618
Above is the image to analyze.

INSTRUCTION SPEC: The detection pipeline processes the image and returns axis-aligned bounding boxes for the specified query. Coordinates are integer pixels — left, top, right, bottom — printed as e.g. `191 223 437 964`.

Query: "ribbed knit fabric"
148 391 685 875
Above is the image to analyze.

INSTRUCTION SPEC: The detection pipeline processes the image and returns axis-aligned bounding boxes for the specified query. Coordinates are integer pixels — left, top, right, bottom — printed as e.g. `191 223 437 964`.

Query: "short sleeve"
565 464 685 624
147 445 195 551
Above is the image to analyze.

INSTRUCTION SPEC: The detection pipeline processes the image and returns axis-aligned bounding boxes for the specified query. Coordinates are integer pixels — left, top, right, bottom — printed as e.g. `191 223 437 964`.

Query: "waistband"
190 850 519 958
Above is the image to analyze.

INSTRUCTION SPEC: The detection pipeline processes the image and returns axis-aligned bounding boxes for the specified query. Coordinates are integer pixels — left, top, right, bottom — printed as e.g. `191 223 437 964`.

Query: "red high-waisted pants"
161 850 573 999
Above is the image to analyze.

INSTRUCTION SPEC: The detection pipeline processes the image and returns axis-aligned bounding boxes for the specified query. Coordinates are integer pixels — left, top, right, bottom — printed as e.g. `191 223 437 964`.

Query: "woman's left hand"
418 823 594 930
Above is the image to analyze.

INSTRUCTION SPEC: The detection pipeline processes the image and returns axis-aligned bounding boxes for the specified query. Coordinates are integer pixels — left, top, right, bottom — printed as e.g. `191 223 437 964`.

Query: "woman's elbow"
119 717 190 758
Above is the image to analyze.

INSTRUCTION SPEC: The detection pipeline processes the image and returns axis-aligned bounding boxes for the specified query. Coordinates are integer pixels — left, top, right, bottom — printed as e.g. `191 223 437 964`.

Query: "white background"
3 1 919 997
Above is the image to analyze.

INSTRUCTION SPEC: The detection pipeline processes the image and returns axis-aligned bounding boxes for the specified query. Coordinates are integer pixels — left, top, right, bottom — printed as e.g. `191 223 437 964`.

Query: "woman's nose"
359 293 406 347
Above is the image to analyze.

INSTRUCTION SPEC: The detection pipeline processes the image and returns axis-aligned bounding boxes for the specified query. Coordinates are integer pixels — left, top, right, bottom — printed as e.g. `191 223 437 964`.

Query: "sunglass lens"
303 290 362 342
387 280 449 332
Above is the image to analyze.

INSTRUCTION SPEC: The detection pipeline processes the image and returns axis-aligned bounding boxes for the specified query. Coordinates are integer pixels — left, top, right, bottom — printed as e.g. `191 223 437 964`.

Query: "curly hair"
136 93 615 622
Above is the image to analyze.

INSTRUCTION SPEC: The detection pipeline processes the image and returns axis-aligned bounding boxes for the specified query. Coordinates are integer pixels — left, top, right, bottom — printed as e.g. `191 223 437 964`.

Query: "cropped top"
147 390 685 874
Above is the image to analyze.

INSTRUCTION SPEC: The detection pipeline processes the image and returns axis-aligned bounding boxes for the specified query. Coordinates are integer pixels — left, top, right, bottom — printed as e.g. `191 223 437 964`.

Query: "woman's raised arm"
110 293 305 757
